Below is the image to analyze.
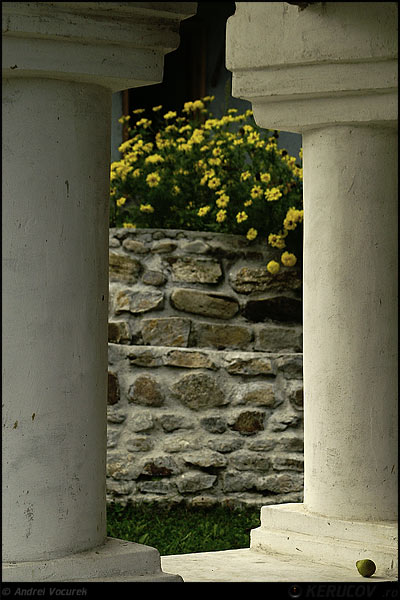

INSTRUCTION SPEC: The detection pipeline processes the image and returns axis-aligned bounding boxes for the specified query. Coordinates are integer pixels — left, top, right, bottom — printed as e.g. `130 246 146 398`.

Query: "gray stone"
108 320 131 344
141 317 191 347
171 372 229 411
107 428 120 449
168 257 222 284
225 355 276 377
107 406 126 424
115 290 164 315
128 349 163 367
254 473 304 494
276 355 303 379
287 383 304 410
275 435 304 453
240 383 278 407
200 416 227 434
109 237 121 248
142 270 167 286
268 412 302 431
230 411 265 435
207 438 244 453
126 436 153 452
128 375 164 407
138 480 176 495
141 456 178 477
122 238 149 254
151 240 177 253
176 472 217 493
222 471 255 492
254 324 302 352
271 455 304 472
128 413 154 432
162 437 199 453
230 451 271 472
183 451 227 468
193 322 253 350
159 414 193 433
170 289 239 319
109 251 141 283
179 240 210 254
229 266 302 294
163 349 217 370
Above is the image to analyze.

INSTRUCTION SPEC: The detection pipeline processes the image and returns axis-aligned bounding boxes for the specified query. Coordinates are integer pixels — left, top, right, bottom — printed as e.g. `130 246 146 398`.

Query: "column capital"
226 2 398 132
2 2 197 91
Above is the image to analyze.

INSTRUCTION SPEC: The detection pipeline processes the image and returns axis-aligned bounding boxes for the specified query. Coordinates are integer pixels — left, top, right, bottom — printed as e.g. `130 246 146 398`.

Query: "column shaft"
2 78 111 561
302 125 398 521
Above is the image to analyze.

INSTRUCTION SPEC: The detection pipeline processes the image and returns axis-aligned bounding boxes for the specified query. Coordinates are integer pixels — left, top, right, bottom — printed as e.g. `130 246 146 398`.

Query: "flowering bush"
110 97 303 271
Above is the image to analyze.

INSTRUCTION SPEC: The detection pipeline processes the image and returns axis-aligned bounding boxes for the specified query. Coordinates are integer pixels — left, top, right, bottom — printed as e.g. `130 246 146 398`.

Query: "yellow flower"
236 211 248 223
183 100 205 112
268 233 286 249
246 228 258 241
208 157 222 166
152 105 162 112
299 147 303 161
227 108 238 114
118 115 130 124
250 185 263 199
202 95 215 103
163 111 177 120
132 108 145 114
283 207 304 231
123 222 136 228
244 200 253 207
281 251 297 267
146 172 161 187
260 172 271 184
216 193 229 208
172 185 181 195
140 203 154 213
145 154 164 164
265 187 282 202
136 118 152 128
198 205 211 217
240 171 251 182
267 260 280 275
116 196 127 207
233 138 244 146
216 209 227 223
132 168 141 177
208 177 221 189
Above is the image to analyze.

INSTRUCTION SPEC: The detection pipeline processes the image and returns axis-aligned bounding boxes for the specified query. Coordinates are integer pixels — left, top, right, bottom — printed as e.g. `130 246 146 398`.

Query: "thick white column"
227 2 398 577
2 1 196 582
303 125 398 522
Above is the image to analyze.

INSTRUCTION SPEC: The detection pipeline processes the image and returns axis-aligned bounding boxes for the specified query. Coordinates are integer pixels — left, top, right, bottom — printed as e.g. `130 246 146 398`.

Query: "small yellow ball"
356 559 376 577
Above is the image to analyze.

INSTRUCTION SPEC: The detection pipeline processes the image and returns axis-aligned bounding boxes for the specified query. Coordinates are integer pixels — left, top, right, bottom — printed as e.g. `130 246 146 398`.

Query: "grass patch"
107 502 261 556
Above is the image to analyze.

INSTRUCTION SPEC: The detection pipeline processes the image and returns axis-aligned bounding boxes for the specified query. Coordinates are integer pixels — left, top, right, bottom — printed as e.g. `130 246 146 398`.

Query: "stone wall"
107 227 304 508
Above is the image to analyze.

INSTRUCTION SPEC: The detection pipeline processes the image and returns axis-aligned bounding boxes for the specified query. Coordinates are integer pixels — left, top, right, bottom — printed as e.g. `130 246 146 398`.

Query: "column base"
250 503 398 578
2 537 183 582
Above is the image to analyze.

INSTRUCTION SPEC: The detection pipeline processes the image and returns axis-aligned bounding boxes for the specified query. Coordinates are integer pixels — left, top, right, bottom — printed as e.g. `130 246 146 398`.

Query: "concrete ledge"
250 504 398 579
2 537 183 582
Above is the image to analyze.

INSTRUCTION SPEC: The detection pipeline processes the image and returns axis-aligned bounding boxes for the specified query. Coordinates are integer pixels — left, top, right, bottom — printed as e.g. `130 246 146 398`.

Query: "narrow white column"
2 1 196 581
2 78 110 562
226 1 398 577
303 125 398 522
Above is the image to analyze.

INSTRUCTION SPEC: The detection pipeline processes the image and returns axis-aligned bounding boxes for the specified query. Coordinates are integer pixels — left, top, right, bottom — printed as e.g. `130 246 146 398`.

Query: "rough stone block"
108 320 131 344
240 383 278 407
170 289 239 319
141 270 167 286
276 355 303 379
183 451 227 468
225 355 276 377
141 317 191 347
128 374 164 407
163 349 217 370
254 324 302 352
115 289 164 315
230 411 266 434
230 451 271 471
193 322 253 350
229 266 302 294
122 238 149 254
171 372 229 410
167 256 222 284
109 251 141 283
176 472 217 493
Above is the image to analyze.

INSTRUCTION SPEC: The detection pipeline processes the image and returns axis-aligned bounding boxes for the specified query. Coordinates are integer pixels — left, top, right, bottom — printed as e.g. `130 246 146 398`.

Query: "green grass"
107 502 261 556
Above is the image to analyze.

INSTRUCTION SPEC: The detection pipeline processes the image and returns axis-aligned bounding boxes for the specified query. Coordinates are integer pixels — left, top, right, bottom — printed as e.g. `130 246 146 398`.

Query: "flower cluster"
110 97 303 270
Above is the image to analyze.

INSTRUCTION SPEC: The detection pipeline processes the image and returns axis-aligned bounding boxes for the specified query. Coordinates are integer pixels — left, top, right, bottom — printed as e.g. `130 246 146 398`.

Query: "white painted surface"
226 0 398 578
2 77 111 562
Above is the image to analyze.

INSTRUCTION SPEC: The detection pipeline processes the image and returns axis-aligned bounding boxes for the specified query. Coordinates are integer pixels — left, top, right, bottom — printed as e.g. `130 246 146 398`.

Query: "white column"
2 1 196 582
303 125 398 523
226 1 398 577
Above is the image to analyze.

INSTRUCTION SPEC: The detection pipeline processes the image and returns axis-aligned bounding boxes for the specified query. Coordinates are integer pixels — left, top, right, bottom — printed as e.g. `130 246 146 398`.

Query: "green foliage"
107 502 261 556
109 96 303 269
